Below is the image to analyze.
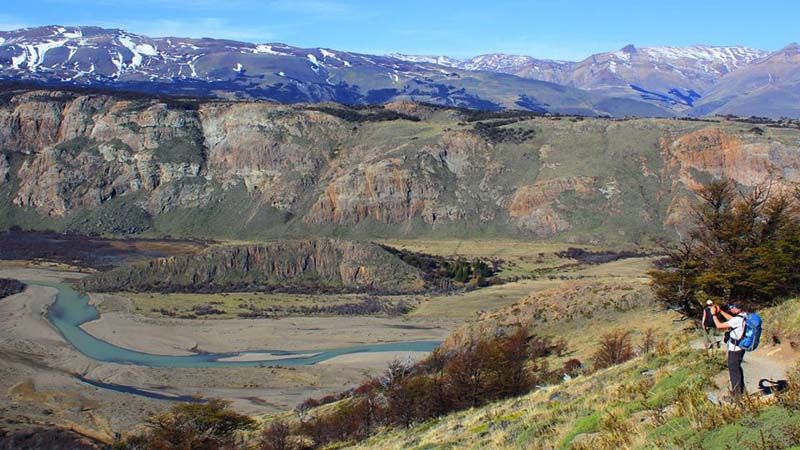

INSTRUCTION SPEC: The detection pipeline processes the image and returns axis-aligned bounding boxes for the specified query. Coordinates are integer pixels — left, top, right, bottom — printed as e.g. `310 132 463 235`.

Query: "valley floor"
0 239 684 446
0 265 451 441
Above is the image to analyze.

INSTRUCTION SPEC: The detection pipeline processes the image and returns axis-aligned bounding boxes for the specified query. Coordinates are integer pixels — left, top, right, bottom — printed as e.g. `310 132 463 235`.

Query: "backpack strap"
730 313 747 347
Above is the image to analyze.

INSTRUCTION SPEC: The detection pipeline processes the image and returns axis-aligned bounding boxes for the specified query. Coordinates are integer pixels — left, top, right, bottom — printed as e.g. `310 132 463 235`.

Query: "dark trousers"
727 350 745 395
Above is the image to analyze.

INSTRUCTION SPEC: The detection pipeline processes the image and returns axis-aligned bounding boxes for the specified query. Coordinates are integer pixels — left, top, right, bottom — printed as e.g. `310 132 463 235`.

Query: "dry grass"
122 291 412 319
441 277 679 362
375 239 599 280
410 278 564 320
346 340 796 450
762 297 800 348
344 335 800 450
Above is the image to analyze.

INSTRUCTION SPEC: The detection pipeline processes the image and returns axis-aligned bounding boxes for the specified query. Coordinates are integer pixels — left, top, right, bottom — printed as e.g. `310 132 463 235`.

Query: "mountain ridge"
0 25 797 117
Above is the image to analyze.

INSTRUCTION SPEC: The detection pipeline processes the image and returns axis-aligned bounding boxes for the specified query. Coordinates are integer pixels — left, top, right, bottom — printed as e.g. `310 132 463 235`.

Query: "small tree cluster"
650 179 800 318
114 400 256 450
0 278 25 300
377 245 497 288
449 258 494 286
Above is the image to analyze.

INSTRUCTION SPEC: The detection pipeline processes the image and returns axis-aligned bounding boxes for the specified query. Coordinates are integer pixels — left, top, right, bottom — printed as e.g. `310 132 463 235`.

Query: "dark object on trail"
759 379 789 395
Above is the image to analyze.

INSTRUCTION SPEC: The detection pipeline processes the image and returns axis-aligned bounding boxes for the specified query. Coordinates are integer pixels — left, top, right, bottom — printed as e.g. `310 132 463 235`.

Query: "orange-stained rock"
661 127 800 228
507 177 595 236
664 127 800 189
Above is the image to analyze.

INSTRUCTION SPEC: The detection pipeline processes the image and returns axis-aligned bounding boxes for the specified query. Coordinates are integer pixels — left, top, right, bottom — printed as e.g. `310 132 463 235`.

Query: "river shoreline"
0 263 454 434
35 279 445 368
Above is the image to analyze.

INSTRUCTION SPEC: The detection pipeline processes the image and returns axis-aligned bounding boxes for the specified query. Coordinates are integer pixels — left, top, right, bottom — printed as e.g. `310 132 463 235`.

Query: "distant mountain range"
0 26 797 118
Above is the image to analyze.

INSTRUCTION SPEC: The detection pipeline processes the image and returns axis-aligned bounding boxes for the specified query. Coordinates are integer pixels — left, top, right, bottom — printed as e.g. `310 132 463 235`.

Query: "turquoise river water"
33 281 440 368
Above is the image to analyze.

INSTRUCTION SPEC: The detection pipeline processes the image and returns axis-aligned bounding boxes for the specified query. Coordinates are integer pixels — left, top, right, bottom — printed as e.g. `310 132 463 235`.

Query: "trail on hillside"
691 338 798 398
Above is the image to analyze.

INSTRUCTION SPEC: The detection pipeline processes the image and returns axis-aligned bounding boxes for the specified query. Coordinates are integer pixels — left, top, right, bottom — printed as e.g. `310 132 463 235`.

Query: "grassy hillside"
352 341 800 450
236 285 798 449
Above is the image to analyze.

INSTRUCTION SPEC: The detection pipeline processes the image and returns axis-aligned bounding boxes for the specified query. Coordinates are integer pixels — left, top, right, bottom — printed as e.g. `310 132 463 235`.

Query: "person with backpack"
710 302 762 396
701 299 720 353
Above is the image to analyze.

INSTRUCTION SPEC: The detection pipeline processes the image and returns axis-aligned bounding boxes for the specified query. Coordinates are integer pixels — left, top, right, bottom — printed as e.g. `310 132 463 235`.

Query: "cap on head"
706 300 713 306
727 302 743 311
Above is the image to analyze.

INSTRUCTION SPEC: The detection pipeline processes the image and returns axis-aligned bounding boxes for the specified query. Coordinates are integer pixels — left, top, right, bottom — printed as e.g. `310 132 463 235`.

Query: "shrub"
593 330 635 370
776 366 800 411
444 339 499 408
0 278 25 300
388 374 447 426
563 358 584 377
260 420 291 450
639 328 658 355
116 400 256 450
296 397 379 444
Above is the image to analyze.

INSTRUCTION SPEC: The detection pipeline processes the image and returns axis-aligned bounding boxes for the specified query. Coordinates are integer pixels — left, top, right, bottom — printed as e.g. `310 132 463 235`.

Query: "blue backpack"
733 313 762 351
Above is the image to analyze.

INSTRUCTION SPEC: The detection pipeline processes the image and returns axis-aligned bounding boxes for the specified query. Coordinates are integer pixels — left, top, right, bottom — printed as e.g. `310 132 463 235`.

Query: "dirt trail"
691 337 798 398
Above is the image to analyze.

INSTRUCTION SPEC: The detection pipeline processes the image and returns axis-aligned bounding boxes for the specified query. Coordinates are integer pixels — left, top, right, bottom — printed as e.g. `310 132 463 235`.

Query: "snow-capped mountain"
0 26 796 117
388 53 573 84
386 53 462 67
564 44 768 107
458 54 573 84
690 43 800 117
0 25 364 81
0 26 604 114
392 45 769 108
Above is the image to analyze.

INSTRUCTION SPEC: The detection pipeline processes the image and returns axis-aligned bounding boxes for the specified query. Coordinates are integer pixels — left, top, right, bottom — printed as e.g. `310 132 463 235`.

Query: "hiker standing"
710 302 747 396
701 299 720 353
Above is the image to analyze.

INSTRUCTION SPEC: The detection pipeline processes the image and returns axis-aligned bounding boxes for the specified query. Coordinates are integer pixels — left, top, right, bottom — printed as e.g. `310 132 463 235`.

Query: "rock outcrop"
76 239 428 294
0 153 9 184
508 177 595 236
661 127 800 228
2 89 799 241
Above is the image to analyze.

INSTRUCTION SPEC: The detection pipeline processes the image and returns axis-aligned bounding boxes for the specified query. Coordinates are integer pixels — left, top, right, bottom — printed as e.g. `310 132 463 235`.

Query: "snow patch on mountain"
319 48 351 67
642 45 765 66
117 34 159 69
253 44 284 55
387 53 462 67
21 39 66 69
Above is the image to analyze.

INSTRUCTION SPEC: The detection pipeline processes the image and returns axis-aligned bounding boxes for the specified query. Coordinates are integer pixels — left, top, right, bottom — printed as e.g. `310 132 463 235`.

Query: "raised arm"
717 309 734 321
711 306 732 329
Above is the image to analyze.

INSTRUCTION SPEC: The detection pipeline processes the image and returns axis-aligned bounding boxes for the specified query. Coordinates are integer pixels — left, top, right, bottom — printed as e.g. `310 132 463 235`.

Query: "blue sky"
2 0 798 60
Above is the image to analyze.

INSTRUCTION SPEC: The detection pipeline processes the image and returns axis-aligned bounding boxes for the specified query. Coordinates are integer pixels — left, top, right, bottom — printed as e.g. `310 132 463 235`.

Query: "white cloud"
98 18 277 43
268 0 353 16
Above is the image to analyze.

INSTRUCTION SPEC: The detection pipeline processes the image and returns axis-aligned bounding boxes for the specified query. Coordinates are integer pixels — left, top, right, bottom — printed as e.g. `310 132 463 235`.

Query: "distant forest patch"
0 279 25 299
556 247 650 264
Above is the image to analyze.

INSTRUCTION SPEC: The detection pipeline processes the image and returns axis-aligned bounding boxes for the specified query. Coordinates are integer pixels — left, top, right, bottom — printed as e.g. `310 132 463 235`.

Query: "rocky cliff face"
76 239 428 294
508 177 595 236
660 127 800 228
0 152 8 184
1 89 799 242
